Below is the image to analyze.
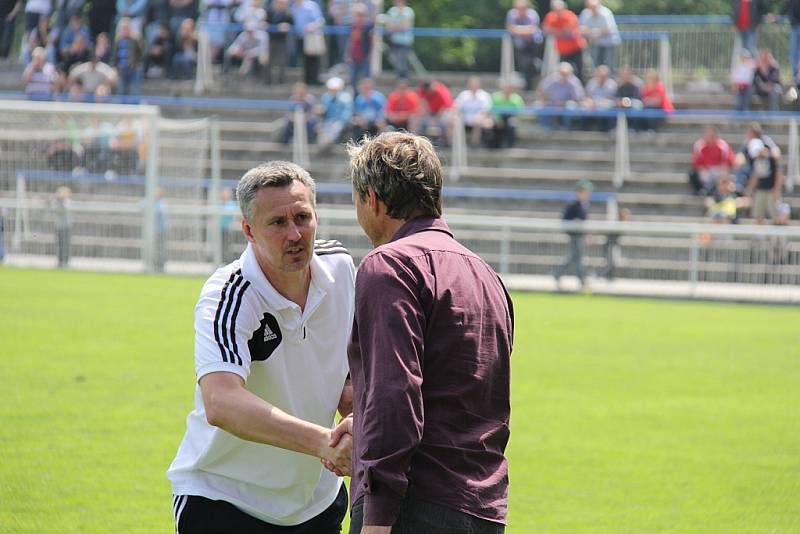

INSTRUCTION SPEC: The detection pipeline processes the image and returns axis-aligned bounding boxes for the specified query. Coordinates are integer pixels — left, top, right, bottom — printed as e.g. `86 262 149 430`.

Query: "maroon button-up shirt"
348 216 514 526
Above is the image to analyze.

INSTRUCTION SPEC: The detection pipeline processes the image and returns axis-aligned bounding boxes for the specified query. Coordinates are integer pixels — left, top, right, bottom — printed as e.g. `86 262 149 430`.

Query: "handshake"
319 414 353 477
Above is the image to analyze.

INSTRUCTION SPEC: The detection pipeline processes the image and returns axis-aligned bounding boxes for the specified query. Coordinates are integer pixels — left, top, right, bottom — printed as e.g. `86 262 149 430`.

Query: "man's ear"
366 186 382 216
241 218 255 244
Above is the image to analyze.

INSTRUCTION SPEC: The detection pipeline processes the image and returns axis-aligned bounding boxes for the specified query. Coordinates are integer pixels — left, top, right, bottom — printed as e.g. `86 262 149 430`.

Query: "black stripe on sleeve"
220 274 244 363
213 271 238 363
228 280 251 366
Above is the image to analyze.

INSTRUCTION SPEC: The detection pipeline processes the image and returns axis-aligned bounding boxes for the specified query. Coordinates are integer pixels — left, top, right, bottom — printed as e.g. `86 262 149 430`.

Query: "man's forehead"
255 183 314 212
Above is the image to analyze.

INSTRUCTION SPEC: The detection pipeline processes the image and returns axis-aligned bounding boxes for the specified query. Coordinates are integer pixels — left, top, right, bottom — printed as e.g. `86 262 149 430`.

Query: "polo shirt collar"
241 243 332 310
390 216 453 243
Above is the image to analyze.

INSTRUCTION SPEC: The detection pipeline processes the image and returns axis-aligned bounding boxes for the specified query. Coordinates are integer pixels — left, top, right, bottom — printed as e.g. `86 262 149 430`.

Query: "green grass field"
1 267 799 533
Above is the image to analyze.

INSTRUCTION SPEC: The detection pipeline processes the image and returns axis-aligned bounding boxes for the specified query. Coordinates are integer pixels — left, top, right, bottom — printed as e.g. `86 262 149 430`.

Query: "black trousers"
174 484 348 534
349 494 504 534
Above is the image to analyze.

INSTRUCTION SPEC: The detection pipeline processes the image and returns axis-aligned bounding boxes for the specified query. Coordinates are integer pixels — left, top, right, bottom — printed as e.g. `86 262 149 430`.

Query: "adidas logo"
263 325 278 342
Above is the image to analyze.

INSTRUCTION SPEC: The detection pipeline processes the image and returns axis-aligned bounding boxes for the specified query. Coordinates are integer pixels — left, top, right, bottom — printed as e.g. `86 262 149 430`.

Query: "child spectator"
454 75 493 146
385 78 421 131
704 175 738 223
112 17 144 96
732 49 756 111
352 77 387 140
554 179 593 290
689 127 736 195
384 0 415 79
489 79 524 148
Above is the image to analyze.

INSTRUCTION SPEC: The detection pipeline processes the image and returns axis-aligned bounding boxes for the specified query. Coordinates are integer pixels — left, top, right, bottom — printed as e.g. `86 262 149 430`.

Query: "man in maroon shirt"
342 132 514 533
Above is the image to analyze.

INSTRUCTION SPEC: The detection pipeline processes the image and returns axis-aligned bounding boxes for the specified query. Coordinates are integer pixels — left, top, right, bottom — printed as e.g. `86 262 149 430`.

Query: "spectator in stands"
0 0 21 59
113 17 143 96
281 81 317 144
704 175 738 224
744 137 783 224
23 14 58 66
144 22 173 78
235 0 267 29
732 48 757 111
266 0 294 85
752 49 782 110
385 78 421 132
455 76 493 146
536 61 585 130
200 0 233 63
225 22 269 76
352 77 387 140
579 0 620 71
317 76 353 145
582 64 616 130
95 32 112 64
734 122 781 192
60 32 93 74
786 0 800 81
53 185 73 268
346 3 373 94
89 1 117 41
543 0 587 82
116 0 148 37
59 14 92 60
292 0 325 85
24 0 50 33
689 127 736 196
417 78 454 145
640 69 673 131
489 79 524 148
615 65 642 109
554 179 592 290
506 0 543 91
327 0 353 67
168 0 197 36
23 47 60 98
70 54 118 94
732 0 769 56
172 17 198 80
384 0 415 79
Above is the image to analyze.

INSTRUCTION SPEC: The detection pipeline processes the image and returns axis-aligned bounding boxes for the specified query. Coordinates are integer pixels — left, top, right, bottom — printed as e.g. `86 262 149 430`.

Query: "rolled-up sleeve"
354 252 425 527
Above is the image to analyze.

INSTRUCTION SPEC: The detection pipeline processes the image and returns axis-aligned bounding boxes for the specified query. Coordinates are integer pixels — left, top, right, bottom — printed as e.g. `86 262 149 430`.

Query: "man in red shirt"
689 126 736 195
543 0 586 81
385 78 421 132
417 79 454 144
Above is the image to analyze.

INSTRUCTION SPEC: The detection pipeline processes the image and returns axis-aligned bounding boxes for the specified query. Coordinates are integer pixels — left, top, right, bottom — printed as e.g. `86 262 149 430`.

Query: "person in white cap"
317 76 353 145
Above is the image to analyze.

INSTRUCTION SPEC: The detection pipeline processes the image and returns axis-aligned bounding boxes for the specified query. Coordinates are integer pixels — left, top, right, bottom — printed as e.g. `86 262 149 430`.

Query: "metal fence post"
658 33 673 100
501 33 514 82
370 27 383 77
12 174 29 251
194 25 214 95
542 36 558 78
292 107 310 169
449 112 468 182
787 117 798 193
143 113 161 273
613 112 630 189
209 117 223 266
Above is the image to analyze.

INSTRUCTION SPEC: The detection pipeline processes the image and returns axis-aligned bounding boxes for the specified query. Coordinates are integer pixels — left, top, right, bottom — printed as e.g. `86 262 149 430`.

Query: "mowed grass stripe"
0 268 798 533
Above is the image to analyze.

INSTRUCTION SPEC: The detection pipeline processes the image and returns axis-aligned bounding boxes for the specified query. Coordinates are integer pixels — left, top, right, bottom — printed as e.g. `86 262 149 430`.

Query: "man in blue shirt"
352 77 386 140
318 76 353 145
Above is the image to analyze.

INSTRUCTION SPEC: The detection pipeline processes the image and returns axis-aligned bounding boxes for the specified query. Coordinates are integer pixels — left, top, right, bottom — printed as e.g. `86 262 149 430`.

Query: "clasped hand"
320 415 353 476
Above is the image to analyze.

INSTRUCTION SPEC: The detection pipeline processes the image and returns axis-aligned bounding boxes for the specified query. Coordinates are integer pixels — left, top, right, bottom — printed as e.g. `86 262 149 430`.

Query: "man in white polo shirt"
167 161 355 533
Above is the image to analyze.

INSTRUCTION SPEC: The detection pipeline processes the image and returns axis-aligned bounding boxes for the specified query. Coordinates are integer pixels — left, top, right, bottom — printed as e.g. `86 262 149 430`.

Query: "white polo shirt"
167 239 355 526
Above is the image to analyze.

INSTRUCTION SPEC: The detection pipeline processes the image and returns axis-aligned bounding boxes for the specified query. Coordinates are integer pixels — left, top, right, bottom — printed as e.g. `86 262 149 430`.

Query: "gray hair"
347 132 443 220
236 161 316 221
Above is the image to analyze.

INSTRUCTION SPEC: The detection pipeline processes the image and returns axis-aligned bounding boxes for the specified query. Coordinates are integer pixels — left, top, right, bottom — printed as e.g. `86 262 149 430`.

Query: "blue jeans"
590 44 616 71
349 495 504 534
735 86 752 111
389 43 411 79
739 29 758 56
791 25 800 79
118 68 142 97
351 60 370 94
